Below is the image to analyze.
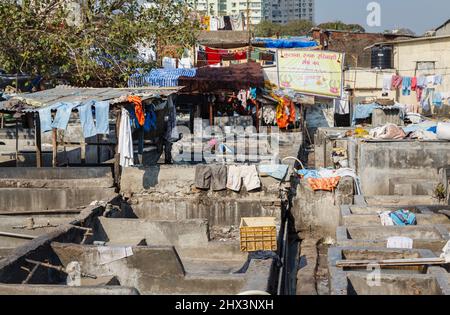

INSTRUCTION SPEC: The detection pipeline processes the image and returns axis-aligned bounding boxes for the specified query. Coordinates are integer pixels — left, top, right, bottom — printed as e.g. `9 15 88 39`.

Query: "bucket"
437 122 450 140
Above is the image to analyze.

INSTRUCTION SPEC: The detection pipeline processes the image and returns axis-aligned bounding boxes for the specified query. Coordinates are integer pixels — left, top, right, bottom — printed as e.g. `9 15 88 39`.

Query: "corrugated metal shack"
0 85 182 183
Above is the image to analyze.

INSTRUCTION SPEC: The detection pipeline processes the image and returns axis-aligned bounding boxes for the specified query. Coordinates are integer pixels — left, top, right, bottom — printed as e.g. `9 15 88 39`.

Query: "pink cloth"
411 77 418 91
391 75 403 89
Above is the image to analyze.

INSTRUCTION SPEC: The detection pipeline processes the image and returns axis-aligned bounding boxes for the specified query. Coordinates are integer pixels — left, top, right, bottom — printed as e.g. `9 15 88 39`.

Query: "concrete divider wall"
0 167 114 188
0 188 117 212
357 141 450 196
97 217 210 247
292 177 354 237
121 166 282 227
0 167 112 180
0 205 105 284
51 243 253 294
0 284 139 295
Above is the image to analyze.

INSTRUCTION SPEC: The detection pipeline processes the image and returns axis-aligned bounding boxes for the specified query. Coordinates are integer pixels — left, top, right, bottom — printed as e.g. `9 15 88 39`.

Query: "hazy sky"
315 0 450 35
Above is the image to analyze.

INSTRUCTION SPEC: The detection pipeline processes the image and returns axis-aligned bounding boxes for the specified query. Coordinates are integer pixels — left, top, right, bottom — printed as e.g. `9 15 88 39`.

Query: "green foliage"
317 21 366 32
254 20 314 37
0 0 200 88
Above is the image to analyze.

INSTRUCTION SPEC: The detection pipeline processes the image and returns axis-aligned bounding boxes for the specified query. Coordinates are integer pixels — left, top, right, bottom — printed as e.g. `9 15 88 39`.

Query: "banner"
277 50 344 98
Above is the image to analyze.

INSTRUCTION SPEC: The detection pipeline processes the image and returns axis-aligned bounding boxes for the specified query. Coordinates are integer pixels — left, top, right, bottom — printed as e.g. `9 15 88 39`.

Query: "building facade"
188 0 314 25
264 0 314 24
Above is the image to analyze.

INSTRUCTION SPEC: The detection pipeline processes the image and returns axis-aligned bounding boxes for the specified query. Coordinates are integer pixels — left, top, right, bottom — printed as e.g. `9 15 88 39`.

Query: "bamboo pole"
52 128 57 167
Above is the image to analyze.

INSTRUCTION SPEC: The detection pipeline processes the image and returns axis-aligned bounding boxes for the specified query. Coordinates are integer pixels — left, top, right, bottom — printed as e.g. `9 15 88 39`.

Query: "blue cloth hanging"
38 105 56 133
51 102 79 130
94 101 110 134
78 101 97 138
144 110 157 132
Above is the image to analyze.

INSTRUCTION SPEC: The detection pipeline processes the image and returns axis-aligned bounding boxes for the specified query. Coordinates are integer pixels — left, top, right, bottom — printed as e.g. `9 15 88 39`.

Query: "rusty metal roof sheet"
0 85 182 113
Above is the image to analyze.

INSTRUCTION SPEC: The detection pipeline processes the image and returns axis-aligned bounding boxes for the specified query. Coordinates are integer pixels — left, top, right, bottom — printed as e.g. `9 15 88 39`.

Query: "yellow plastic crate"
239 217 277 252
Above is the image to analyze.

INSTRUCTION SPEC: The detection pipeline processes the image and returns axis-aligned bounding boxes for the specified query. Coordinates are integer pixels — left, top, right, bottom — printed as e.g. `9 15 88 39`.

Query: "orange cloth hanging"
275 96 296 129
307 177 341 191
128 95 145 126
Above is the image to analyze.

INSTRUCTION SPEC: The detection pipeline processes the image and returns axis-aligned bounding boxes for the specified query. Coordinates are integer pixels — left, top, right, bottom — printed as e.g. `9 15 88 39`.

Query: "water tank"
371 45 393 69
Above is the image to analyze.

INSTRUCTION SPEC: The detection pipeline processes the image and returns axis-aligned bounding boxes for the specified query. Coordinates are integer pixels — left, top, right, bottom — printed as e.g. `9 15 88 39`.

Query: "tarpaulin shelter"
0 85 181 184
178 62 265 131
178 62 264 93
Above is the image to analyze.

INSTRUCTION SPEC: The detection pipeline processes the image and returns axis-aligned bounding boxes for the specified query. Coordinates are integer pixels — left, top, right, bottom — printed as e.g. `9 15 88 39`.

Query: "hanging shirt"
391 75 403 89
402 77 412 96
411 77 417 91
51 102 79 130
209 16 219 31
79 100 97 139
118 107 134 167
382 75 392 92
94 101 110 134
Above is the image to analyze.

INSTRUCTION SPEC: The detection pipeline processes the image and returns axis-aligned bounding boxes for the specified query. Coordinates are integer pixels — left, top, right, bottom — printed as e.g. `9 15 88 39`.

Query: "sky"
315 0 450 35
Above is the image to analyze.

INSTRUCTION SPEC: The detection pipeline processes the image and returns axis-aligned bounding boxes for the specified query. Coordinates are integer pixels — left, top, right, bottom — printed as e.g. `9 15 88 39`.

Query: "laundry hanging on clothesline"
38 100 110 139
200 13 247 31
128 68 196 88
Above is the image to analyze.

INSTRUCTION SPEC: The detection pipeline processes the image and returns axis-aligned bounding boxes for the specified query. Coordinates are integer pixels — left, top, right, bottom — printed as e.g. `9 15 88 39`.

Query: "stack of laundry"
296 168 357 191
378 209 417 226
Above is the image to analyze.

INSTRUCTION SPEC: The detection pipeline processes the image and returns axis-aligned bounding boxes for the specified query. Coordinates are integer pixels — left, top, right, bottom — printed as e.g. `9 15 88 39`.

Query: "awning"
178 62 264 93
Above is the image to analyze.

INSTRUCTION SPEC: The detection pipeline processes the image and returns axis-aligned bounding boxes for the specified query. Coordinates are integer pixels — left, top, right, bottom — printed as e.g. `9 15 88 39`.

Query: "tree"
282 20 315 36
254 20 315 37
0 0 200 88
317 21 366 33
254 20 282 37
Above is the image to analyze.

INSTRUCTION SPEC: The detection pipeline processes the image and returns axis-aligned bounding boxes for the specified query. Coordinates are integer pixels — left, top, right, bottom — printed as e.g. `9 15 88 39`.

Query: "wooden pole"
138 128 144 165
114 109 122 187
34 113 42 168
80 136 86 165
209 102 213 126
52 128 57 167
336 257 446 268
15 119 19 167
0 231 35 239
96 134 101 164
246 0 251 61
255 101 260 133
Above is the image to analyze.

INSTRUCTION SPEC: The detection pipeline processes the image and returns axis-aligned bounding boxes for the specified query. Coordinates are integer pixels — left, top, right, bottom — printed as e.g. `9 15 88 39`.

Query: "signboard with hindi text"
277 50 344 98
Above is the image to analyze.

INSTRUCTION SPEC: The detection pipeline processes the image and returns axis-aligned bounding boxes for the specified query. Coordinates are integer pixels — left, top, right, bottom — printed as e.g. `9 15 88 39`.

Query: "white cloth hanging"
118 108 134 167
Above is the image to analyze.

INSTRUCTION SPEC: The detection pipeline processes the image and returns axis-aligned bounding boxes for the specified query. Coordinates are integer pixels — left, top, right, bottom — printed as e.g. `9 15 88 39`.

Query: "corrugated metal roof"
0 85 182 113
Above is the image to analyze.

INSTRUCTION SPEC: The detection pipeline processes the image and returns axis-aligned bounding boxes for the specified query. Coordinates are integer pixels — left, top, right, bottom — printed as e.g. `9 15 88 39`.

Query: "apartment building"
188 0 314 25
264 0 314 24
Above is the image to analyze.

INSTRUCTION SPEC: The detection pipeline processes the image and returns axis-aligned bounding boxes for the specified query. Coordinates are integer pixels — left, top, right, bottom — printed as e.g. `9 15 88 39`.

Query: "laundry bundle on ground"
297 168 357 191
378 209 417 226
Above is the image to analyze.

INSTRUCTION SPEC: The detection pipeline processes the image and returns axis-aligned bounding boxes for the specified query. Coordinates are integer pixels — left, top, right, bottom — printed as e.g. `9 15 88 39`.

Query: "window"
416 61 436 76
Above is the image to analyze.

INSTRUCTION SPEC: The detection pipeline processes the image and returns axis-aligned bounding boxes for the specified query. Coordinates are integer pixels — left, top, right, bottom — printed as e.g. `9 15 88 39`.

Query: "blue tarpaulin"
128 68 196 88
253 38 318 49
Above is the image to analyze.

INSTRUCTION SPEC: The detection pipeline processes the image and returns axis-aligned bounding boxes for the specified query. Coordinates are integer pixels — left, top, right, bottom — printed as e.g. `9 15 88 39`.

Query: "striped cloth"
128 68 196 88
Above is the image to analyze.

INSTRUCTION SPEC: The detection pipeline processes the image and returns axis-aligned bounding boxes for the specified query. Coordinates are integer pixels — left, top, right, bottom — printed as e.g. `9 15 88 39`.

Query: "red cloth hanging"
205 47 227 65
234 50 247 60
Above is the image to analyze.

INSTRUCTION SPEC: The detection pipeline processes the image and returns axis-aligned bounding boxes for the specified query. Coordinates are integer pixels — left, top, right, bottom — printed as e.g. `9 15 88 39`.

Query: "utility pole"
247 0 252 61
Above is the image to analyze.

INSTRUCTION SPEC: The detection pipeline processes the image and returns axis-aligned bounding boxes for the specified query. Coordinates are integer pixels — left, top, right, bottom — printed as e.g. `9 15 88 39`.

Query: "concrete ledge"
336 225 450 254
328 246 440 294
0 284 139 295
0 188 117 212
